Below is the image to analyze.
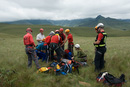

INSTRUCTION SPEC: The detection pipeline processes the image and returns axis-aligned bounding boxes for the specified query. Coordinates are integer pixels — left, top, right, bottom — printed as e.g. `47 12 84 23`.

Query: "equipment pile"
37 59 82 75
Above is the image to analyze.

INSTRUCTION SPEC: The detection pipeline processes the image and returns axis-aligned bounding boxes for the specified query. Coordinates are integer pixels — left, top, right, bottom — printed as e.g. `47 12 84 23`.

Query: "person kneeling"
74 44 87 66
36 38 47 62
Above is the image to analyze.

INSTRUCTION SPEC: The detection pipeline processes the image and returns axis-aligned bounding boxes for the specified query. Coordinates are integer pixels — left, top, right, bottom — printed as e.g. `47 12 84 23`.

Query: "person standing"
44 31 55 62
44 31 55 46
93 23 107 72
64 29 74 56
36 28 45 45
49 30 63 62
59 28 66 50
23 28 40 69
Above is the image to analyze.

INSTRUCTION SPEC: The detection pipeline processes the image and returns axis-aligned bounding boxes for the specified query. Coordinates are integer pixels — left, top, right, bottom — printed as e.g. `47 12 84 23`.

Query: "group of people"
23 22 107 72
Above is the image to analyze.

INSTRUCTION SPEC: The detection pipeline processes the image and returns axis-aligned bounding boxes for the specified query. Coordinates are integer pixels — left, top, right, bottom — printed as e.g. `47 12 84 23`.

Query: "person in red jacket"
63 29 74 56
49 30 63 62
23 28 40 69
44 31 55 62
44 31 55 46
59 28 66 50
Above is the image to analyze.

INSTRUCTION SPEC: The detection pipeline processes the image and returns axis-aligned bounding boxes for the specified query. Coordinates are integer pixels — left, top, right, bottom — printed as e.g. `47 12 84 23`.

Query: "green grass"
0 23 130 37
0 24 130 87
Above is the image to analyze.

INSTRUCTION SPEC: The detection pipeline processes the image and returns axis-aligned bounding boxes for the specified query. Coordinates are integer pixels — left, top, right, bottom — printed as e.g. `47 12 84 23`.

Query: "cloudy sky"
0 0 130 22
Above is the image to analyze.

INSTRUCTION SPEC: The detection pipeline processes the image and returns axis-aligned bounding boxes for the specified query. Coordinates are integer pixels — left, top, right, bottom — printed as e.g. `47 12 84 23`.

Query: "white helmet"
49 31 55 35
75 44 80 48
96 23 104 28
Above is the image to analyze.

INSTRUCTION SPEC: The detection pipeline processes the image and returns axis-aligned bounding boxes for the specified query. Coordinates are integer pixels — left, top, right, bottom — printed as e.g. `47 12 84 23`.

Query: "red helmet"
59 28 63 32
55 30 59 33
40 28 44 32
65 49 69 53
26 28 32 32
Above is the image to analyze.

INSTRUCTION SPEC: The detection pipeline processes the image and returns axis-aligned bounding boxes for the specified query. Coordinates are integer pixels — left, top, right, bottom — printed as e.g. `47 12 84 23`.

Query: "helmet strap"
97 28 101 33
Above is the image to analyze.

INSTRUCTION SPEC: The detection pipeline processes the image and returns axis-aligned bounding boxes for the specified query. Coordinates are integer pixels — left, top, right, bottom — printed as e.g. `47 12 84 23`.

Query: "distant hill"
52 15 130 30
50 15 130 30
2 15 130 30
49 18 94 27
78 15 130 29
121 19 130 23
4 20 53 25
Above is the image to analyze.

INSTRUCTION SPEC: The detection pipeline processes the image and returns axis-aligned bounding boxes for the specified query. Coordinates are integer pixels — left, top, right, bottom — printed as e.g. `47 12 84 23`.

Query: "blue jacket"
36 42 47 51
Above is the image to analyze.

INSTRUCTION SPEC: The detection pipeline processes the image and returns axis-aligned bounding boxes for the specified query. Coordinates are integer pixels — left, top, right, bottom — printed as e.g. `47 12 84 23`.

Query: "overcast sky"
0 0 130 22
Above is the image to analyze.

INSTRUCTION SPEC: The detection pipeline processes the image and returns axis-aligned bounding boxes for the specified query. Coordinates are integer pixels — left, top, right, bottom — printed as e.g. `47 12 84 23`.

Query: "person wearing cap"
63 29 74 56
49 30 63 62
74 44 87 65
59 28 66 50
93 23 107 72
35 38 47 62
23 28 40 69
36 28 45 45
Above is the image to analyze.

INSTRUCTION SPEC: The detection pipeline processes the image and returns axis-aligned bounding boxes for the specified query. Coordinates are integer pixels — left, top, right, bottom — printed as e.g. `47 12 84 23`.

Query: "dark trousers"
49 43 61 62
60 45 65 57
35 50 46 62
25 47 40 69
94 47 106 71
68 44 74 56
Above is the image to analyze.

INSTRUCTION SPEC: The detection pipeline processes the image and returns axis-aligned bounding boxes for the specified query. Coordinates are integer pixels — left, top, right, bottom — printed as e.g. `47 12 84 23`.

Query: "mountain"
2 15 130 30
50 15 130 30
78 15 130 29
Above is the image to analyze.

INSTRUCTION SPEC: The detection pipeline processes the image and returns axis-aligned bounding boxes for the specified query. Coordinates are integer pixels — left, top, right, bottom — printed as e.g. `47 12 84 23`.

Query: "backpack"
97 72 125 87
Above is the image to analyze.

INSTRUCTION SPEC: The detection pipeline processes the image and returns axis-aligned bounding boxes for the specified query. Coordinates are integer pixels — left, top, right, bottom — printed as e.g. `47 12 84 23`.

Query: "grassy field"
0 24 130 87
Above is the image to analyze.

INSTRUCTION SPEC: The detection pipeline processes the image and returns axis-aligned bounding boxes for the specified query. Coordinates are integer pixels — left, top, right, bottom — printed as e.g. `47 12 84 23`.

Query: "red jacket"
50 34 63 44
44 35 51 45
23 33 35 46
59 33 66 41
67 33 73 45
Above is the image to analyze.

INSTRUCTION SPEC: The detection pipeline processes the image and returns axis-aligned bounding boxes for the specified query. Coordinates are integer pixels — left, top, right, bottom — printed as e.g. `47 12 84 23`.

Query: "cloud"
0 0 130 22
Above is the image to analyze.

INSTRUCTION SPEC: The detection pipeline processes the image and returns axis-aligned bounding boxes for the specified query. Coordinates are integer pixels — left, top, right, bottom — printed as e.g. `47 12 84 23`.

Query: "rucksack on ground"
96 72 125 87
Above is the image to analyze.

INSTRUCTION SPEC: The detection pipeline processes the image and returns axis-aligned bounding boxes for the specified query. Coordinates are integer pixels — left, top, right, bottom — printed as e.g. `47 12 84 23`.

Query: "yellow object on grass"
56 64 60 69
39 67 48 73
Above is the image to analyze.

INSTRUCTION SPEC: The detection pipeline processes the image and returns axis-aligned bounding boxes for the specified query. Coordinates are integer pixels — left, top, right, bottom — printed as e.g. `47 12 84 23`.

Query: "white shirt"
36 33 45 45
